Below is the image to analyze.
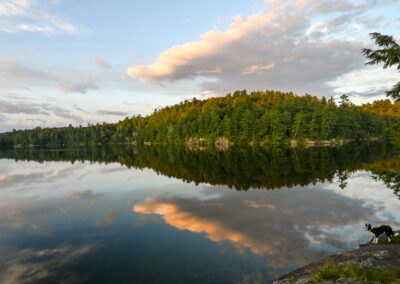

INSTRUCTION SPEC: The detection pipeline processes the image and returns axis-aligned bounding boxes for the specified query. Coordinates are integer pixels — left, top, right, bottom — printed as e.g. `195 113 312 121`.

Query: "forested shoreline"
1 90 400 148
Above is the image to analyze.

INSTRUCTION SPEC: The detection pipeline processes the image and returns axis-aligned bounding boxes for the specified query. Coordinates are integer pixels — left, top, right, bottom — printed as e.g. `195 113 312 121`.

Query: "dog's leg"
388 236 391 243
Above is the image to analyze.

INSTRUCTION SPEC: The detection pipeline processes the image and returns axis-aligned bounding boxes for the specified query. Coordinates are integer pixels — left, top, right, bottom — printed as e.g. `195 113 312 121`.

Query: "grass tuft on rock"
380 234 400 245
311 262 400 283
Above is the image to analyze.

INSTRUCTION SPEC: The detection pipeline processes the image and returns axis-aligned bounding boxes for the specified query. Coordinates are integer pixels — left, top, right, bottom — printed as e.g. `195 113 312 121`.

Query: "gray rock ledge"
274 233 400 284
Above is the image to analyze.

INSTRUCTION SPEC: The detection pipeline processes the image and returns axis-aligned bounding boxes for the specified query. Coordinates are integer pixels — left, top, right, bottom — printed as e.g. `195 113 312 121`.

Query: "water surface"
0 143 399 283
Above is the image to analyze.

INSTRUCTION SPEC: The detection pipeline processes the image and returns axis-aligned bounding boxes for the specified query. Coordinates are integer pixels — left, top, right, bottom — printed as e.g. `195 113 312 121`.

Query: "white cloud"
0 0 80 35
127 0 397 99
327 66 399 98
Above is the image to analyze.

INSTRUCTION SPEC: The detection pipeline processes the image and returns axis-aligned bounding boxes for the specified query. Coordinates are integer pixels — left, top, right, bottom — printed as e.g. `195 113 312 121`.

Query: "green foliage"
0 122 116 148
339 94 351 107
312 262 400 283
1 90 400 147
380 234 400 245
363 32 400 101
112 90 400 145
312 262 344 282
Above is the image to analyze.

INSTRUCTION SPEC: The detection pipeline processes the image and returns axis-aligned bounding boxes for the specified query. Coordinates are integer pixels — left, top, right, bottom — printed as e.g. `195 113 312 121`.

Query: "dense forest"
0 122 117 148
1 90 400 147
115 91 400 145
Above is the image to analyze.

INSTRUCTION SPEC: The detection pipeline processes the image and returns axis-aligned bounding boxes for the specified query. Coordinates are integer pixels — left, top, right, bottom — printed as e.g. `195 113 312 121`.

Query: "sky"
0 0 399 132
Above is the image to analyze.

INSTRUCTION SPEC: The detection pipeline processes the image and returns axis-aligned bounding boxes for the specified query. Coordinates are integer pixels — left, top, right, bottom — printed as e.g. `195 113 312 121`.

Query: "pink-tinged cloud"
133 198 278 257
126 0 391 99
127 13 278 82
242 64 275 75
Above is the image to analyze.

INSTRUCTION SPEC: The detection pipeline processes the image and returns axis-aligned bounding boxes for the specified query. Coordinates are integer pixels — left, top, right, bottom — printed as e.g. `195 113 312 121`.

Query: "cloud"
65 189 104 204
0 57 97 97
0 244 98 284
0 195 66 230
242 64 275 75
96 110 129 116
327 66 399 98
0 57 53 89
0 202 60 230
0 172 49 190
0 0 80 35
127 0 394 98
47 107 85 122
0 98 86 129
0 100 49 115
133 183 399 272
58 80 98 94
94 212 118 227
86 55 111 70
203 92 219 99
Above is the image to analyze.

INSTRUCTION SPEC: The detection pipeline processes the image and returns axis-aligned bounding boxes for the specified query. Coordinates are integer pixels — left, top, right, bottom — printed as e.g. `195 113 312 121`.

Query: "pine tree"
363 33 400 101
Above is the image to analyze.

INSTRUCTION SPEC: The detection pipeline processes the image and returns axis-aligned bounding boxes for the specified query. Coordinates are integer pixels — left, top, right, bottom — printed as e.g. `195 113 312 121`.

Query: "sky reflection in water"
0 146 400 283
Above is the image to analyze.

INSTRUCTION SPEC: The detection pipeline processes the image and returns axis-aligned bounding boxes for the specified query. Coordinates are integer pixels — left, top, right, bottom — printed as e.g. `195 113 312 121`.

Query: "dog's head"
365 223 372 231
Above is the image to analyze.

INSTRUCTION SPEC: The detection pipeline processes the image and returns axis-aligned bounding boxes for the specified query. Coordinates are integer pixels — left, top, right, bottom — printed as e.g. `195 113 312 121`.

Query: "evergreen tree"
363 33 400 101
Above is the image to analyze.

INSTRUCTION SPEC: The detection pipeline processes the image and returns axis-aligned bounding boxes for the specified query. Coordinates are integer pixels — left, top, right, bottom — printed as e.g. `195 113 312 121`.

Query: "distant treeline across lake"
1 90 400 147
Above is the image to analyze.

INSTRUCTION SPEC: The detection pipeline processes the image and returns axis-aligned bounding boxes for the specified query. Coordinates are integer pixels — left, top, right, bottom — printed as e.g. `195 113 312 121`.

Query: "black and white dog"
365 224 399 244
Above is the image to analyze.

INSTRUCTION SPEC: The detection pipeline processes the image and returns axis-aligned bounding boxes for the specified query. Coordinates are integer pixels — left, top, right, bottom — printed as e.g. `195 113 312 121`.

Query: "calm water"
0 143 399 283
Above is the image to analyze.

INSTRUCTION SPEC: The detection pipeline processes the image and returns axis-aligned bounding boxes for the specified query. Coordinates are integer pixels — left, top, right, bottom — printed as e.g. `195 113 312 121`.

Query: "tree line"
0 123 116 148
1 91 400 147
114 91 400 145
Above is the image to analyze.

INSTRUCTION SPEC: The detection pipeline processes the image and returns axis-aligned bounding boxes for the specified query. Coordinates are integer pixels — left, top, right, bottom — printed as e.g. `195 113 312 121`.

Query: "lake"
0 142 399 283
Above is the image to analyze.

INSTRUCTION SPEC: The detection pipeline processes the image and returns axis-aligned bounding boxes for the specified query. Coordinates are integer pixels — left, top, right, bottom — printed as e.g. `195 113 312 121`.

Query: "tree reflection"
0 142 399 193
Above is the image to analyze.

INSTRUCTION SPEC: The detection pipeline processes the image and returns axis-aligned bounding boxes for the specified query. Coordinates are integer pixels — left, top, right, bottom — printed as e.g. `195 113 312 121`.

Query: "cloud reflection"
94 212 118 227
0 244 99 284
0 198 62 230
133 184 395 270
65 189 104 204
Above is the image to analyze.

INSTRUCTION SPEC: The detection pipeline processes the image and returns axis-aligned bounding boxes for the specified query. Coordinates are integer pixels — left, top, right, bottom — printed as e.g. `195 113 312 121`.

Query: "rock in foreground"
275 238 400 283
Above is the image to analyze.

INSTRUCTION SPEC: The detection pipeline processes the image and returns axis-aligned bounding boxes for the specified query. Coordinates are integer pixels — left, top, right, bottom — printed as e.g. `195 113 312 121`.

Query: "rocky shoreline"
182 137 376 150
274 232 400 283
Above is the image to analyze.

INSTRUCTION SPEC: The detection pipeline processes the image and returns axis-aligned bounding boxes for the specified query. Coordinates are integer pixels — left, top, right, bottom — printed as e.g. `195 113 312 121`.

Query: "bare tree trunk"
293 123 299 140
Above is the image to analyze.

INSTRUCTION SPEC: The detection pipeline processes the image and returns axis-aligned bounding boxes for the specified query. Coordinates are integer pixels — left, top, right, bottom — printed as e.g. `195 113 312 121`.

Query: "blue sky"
0 0 399 131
